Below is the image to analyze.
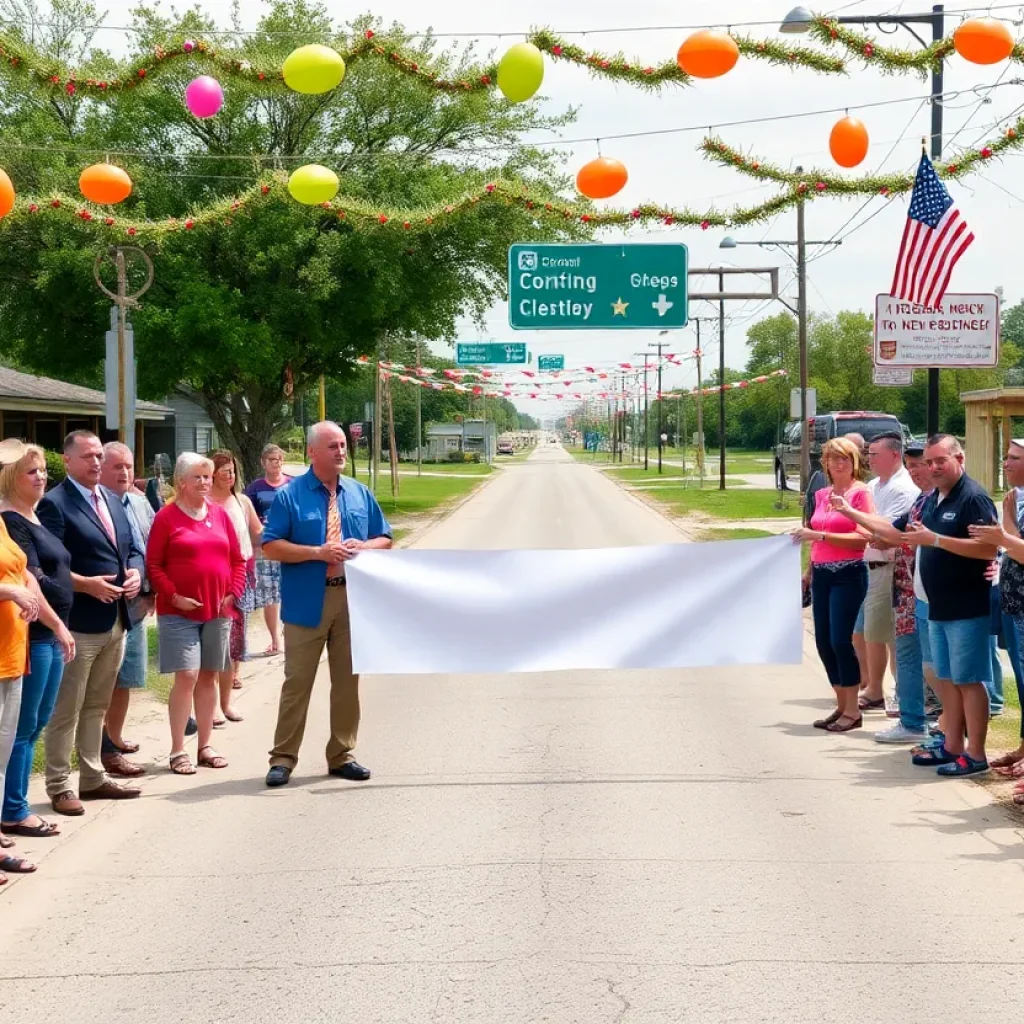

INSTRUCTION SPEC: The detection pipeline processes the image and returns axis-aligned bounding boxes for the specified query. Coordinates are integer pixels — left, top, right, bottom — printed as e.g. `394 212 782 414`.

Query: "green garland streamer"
701 114 1024 194
0 25 845 100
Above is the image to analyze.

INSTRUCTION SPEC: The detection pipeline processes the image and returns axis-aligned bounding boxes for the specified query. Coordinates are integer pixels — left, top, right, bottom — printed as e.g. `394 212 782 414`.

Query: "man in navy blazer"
38 430 145 816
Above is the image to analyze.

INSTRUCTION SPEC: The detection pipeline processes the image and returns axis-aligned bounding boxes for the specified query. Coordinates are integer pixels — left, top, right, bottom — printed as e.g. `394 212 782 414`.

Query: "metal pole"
373 341 383 494
318 374 326 421
797 171 810 496
643 356 650 471
695 324 705 487
656 343 664 474
718 270 726 491
115 250 127 445
415 338 422 476
926 4 945 438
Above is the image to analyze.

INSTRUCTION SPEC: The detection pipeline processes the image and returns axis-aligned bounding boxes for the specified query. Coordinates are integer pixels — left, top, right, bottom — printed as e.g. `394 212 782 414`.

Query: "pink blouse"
809 485 871 564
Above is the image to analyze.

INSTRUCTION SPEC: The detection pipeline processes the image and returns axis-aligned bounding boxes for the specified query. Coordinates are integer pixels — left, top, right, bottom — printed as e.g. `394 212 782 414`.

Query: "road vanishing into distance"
1 444 1020 1023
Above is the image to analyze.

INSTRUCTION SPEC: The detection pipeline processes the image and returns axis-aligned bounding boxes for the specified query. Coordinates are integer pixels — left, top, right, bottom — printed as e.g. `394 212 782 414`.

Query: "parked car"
775 411 905 489
497 441 515 455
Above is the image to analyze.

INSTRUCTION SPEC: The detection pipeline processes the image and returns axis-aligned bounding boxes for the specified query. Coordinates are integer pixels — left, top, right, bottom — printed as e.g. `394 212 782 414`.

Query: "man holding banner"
262 422 392 788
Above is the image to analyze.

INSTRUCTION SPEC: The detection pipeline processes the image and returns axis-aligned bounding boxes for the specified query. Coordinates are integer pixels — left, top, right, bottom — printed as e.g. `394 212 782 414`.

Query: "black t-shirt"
1 510 73 642
893 473 997 621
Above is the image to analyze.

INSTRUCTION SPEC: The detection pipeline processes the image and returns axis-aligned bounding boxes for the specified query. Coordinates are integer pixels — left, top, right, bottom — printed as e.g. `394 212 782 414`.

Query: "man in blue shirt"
262 421 392 787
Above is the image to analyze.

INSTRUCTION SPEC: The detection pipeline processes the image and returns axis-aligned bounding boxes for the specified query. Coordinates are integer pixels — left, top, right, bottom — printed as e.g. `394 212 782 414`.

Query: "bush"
445 451 481 463
44 450 66 489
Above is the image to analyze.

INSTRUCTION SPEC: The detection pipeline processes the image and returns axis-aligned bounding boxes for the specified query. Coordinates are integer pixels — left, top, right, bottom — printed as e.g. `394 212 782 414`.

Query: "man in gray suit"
99 442 154 778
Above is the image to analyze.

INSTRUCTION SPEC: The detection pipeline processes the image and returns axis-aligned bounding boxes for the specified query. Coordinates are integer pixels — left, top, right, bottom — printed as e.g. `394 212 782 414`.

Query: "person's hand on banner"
318 539 355 563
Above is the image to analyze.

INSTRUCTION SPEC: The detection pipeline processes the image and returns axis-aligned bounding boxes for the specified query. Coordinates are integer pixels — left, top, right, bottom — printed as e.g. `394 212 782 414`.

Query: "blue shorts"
927 616 991 686
915 599 932 666
116 622 148 689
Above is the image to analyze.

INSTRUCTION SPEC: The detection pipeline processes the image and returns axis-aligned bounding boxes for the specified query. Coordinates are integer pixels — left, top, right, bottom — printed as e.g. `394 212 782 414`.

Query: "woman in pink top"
147 453 246 775
792 437 875 732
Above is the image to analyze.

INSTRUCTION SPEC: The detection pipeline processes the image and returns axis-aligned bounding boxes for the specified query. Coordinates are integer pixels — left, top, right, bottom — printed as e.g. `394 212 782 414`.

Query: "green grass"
372 473 487 517
656 487 802 521
392 527 410 545
697 527 774 542
397 461 493 475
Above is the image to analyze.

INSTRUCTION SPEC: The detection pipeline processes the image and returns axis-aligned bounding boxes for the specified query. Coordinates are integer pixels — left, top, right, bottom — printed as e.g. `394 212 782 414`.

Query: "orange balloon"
0 169 14 219
576 157 628 200
953 18 1015 65
829 116 870 168
79 163 133 205
676 30 740 79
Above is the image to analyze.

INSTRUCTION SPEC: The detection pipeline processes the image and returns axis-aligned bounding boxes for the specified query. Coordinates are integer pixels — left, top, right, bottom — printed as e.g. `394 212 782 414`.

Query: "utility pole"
781 3 944 433
372 337 383 494
648 338 666 473
318 375 326 421
643 356 650 471
718 270 727 491
796 170 810 496
695 334 705 488
415 337 422 477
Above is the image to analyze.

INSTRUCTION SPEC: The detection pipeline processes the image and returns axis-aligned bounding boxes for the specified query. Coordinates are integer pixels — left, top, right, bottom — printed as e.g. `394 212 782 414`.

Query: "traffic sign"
456 342 528 365
538 354 565 371
508 243 688 330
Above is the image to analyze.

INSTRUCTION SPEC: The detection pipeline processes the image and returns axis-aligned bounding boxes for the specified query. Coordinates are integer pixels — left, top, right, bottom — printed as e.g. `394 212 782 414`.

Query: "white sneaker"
875 723 929 744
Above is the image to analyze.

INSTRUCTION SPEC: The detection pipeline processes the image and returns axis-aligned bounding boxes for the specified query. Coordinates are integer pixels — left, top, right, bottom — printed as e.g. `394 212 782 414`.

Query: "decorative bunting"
701 115 1024 197
0 25 846 102
662 369 788 398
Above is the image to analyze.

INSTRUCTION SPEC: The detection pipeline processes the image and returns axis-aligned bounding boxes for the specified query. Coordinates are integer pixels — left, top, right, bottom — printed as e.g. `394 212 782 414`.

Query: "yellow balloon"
282 44 346 95
288 164 340 205
497 43 544 103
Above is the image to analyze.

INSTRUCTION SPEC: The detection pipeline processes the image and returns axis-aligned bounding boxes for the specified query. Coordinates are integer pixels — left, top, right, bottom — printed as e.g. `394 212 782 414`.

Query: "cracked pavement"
2 446 1022 1023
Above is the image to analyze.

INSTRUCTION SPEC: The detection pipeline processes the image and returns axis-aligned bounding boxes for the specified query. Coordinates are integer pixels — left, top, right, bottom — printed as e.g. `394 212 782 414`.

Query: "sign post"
456 342 527 365
873 293 999 368
508 243 688 330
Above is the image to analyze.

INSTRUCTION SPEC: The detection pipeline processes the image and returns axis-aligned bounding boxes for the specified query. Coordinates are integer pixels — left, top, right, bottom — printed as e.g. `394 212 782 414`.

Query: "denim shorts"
927 615 991 685
116 623 148 689
915 599 932 666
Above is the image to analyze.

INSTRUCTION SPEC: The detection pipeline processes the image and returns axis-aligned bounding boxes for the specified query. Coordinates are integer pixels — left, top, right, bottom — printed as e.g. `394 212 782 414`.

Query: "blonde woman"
147 453 246 775
791 437 875 732
209 450 261 724
0 440 76 880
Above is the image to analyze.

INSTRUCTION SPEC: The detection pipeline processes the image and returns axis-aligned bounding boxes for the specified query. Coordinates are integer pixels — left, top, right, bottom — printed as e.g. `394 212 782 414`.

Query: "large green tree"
0 0 584 474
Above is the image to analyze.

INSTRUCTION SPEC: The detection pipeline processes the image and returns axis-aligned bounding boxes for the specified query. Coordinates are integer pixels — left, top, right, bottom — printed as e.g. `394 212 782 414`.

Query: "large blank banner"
345 535 803 676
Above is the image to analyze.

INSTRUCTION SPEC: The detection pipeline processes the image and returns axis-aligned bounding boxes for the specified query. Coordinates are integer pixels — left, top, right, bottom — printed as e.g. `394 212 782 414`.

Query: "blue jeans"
894 629 927 733
811 562 868 688
2 639 65 824
1010 615 1024 738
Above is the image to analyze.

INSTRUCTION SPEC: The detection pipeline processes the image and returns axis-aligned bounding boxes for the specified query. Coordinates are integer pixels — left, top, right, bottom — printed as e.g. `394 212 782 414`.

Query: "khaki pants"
45 623 126 796
269 586 359 771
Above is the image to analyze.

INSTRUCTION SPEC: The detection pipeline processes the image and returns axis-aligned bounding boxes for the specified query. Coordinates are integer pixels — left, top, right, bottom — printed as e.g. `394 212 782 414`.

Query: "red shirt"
147 502 246 622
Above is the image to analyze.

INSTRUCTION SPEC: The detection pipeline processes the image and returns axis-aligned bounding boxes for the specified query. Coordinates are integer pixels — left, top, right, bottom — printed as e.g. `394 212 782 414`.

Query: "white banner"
345 536 803 675
873 293 999 368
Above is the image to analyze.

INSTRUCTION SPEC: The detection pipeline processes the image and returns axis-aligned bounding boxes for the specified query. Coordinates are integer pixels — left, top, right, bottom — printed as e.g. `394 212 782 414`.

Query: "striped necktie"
326 487 343 579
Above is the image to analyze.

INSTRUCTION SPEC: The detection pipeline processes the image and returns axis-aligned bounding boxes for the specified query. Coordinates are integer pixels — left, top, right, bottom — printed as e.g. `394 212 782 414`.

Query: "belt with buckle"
326 576 347 587
866 561 890 570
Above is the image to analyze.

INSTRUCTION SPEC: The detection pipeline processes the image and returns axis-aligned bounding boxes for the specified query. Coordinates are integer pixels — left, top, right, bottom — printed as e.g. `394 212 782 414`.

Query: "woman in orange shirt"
0 439 72 885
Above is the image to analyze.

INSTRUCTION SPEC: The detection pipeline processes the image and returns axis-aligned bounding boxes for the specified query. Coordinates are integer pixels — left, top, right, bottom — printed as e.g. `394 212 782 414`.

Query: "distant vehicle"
775 411 905 489
497 441 515 455
549 436 558 444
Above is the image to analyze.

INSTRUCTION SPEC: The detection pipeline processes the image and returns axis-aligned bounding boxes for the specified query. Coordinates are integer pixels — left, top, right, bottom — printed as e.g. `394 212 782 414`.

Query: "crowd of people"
796 430 1024 789
0 421 393 885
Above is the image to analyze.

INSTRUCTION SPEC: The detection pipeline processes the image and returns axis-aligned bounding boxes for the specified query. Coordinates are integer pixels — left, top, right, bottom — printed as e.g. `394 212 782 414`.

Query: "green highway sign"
456 342 527 365
538 354 565 371
508 243 688 331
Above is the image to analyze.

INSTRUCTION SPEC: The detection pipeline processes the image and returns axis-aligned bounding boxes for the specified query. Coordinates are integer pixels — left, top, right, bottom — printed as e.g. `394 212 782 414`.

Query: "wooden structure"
961 387 1024 493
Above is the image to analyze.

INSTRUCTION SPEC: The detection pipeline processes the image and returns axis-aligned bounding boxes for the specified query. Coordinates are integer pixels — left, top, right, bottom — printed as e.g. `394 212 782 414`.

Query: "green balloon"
497 43 544 103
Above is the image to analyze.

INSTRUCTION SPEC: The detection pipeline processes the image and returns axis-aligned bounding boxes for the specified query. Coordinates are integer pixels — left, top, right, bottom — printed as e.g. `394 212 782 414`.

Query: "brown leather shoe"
51 790 84 816
101 753 146 778
80 781 141 801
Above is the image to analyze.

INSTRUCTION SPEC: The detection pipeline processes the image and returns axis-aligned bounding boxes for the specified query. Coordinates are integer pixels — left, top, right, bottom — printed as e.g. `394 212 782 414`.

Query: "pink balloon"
185 76 224 118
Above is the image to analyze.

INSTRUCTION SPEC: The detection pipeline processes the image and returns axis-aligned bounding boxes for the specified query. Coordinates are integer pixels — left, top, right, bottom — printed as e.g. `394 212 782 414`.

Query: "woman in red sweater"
147 452 246 775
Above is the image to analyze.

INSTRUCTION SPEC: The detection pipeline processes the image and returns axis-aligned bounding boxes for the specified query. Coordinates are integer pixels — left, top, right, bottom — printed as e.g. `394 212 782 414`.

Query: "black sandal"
1 819 59 838
0 855 36 874
826 715 863 733
813 709 843 730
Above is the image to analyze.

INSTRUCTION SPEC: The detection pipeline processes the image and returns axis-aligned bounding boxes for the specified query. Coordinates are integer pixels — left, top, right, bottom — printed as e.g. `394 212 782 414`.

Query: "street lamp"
719 183 841 494
780 3 946 435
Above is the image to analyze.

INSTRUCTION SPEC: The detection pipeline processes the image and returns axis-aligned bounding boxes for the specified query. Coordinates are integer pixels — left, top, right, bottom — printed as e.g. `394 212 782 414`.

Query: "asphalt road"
1 444 1021 1023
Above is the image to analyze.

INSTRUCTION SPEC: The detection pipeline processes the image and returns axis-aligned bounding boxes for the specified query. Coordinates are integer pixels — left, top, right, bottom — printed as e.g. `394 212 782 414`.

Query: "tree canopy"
0 0 585 474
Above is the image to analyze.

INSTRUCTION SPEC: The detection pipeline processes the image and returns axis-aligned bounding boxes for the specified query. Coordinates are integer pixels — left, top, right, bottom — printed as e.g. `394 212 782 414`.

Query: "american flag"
890 154 974 309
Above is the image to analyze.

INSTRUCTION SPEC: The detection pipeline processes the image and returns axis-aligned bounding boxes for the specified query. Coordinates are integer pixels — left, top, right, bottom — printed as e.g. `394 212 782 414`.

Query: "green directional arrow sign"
537 354 565 371
508 243 688 331
456 342 527 365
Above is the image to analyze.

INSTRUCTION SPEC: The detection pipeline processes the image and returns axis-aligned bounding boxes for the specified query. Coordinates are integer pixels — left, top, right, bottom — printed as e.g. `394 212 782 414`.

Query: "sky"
71 0 1024 414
